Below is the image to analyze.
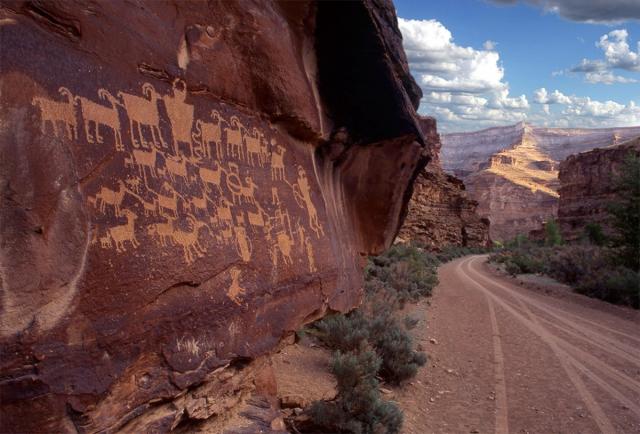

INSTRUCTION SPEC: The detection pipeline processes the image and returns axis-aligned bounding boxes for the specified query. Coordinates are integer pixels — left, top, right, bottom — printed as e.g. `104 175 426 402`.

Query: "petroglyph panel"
31 79 324 302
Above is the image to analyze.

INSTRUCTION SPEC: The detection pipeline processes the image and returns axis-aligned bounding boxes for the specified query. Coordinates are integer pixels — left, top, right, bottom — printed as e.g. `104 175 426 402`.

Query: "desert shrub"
403 315 420 330
365 244 439 304
545 245 607 284
544 219 563 246
315 312 370 352
584 223 607 246
608 152 640 270
309 348 403 434
576 266 640 309
491 247 547 275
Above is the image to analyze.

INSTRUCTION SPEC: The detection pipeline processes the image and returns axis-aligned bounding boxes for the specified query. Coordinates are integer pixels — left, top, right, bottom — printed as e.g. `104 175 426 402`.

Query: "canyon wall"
398 117 490 249
442 123 640 241
0 1 427 432
558 137 640 242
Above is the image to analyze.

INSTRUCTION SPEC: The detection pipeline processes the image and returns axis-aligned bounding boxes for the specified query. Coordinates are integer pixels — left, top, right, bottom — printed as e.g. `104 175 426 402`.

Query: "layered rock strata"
399 117 490 248
442 122 640 240
0 1 427 432
558 137 640 242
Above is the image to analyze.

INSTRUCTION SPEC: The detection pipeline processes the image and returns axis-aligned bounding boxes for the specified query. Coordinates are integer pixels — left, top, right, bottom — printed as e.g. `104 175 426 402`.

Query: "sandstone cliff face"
441 123 640 241
0 2 427 432
558 137 640 242
398 117 490 248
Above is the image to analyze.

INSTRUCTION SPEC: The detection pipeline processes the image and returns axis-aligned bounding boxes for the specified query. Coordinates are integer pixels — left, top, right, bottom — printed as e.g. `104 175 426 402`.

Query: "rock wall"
0 1 427 432
558 137 640 242
441 122 640 241
398 117 490 248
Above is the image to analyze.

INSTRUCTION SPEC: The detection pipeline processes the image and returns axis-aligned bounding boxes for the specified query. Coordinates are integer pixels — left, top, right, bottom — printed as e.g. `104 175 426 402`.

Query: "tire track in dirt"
457 258 617 433
466 257 640 398
485 295 509 434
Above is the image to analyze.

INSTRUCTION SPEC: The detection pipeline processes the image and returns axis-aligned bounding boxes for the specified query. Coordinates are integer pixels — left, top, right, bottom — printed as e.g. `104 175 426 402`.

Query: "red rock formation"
0 1 427 432
558 137 640 242
399 117 490 248
441 122 640 241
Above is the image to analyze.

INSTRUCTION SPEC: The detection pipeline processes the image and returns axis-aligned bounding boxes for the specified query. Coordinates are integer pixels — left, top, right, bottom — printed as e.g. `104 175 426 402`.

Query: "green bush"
309 348 403 434
315 312 370 352
544 219 563 246
576 266 640 309
584 223 606 246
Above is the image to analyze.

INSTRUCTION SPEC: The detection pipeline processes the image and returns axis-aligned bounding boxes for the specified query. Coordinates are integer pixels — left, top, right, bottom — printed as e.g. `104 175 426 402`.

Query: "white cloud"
568 29 640 84
531 87 640 127
399 17 640 132
399 18 529 131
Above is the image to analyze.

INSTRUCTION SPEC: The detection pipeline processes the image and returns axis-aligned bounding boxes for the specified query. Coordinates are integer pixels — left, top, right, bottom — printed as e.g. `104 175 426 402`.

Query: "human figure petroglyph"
107 210 140 252
199 161 225 194
147 218 175 247
296 221 317 273
225 116 246 161
244 127 267 167
292 165 324 237
88 180 127 217
271 187 280 205
171 215 208 264
192 110 228 160
234 218 252 262
163 78 195 155
75 89 123 149
118 83 166 148
227 267 246 306
270 141 286 180
240 176 258 205
32 87 77 140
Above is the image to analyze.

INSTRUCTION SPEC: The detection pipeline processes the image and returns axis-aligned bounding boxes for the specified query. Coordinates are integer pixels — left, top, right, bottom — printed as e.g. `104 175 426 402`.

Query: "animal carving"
240 176 258 205
293 166 324 236
157 188 179 219
147 219 175 247
192 110 227 160
270 143 286 180
244 127 266 167
187 191 209 215
32 87 77 140
164 154 189 184
171 216 208 264
163 79 195 155
118 83 166 148
107 210 140 252
199 162 225 194
214 197 234 228
130 145 159 182
88 180 127 216
227 267 246 305
225 116 245 161
75 89 123 150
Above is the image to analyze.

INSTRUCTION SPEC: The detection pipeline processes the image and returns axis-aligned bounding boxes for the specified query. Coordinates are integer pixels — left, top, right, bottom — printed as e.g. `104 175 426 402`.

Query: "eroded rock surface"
441 122 640 241
558 137 640 242
0 1 426 432
399 117 490 249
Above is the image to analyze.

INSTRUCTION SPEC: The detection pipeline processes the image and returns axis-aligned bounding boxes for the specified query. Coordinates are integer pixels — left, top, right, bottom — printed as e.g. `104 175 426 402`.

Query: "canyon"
441 122 640 241
0 1 429 432
558 136 640 242
398 116 490 249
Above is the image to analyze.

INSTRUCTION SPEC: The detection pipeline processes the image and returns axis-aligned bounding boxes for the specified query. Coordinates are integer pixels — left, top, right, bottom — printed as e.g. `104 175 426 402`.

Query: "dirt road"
397 255 640 434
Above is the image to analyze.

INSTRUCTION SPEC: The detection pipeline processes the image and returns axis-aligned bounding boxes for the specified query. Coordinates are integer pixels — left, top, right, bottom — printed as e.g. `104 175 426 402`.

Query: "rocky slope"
558 137 640 242
0 1 428 432
442 123 640 240
398 117 490 248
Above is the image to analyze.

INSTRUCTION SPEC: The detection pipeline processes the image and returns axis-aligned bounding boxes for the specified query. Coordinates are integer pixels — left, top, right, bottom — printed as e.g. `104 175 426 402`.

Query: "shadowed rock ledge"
0 1 427 432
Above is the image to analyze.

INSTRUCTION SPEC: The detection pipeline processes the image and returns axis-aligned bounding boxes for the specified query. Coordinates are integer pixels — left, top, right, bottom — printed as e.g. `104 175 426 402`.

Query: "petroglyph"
118 83 165 148
75 89 123 149
163 79 195 154
32 80 328 275
292 166 324 237
227 267 246 306
32 87 77 140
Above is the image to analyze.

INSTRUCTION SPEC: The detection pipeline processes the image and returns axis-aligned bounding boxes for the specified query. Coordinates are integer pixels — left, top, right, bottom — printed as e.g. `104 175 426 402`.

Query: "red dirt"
398 255 640 434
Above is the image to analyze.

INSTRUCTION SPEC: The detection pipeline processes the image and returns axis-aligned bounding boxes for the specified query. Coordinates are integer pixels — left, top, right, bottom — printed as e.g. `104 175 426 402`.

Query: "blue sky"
394 0 640 132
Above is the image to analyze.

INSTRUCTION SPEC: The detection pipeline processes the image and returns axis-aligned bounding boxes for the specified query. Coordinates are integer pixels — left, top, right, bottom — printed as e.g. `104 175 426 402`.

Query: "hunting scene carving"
32 79 325 300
